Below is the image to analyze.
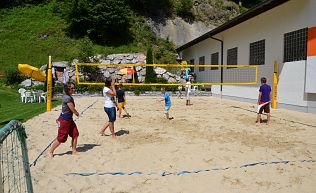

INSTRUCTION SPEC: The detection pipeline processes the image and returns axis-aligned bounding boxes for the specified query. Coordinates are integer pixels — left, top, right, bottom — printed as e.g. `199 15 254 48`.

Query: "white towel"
256 102 270 113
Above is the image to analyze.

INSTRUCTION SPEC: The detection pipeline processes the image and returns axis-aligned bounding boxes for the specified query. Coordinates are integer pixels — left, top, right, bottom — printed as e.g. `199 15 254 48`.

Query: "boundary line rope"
64 159 315 177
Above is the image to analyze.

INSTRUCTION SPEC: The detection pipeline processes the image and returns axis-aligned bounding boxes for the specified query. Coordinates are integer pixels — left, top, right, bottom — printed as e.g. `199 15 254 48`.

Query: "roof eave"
176 0 290 52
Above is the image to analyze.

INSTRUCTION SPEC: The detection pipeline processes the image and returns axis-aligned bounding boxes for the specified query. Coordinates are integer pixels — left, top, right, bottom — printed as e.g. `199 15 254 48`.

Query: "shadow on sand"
54 143 100 156
115 129 130 136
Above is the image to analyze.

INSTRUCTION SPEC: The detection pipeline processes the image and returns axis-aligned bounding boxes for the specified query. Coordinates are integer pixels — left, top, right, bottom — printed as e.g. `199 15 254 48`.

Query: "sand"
24 95 316 193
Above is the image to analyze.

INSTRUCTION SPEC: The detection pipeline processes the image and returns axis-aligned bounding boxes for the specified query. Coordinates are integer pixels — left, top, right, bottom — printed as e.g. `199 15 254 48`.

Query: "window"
199 56 205 71
284 28 308 62
189 59 195 72
211 52 219 70
249 39 265 65
227 47 238 69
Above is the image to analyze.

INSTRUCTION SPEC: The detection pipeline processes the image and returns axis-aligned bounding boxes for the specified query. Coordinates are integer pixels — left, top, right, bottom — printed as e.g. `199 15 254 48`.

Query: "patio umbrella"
18 64 46 81
119 67 134 75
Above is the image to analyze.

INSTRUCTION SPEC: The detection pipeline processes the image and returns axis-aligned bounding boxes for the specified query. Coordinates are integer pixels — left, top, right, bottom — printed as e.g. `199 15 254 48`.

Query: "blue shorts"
104 107 116 122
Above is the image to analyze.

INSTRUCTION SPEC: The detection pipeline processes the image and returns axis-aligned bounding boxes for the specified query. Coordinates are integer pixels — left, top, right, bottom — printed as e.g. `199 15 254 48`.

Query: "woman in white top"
99 78 117 138
185 78 192 106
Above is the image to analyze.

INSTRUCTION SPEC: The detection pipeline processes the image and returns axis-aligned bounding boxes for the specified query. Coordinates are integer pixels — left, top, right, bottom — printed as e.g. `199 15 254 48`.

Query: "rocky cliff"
147 0 241 46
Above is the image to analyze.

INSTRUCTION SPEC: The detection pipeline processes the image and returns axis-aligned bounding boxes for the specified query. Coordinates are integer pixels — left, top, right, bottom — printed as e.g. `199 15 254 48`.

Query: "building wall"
181 0 316 113
181 37 223 84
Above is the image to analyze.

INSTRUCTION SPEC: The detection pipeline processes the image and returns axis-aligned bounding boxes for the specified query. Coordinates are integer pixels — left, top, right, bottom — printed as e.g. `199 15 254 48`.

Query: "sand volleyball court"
25 96 316 193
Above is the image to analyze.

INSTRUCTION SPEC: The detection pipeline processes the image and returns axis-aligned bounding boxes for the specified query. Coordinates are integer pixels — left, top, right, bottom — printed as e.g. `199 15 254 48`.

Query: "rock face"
52 61 68 68
146 0 241 46
147 17 213 47
39 61 69 84
19 79 44 87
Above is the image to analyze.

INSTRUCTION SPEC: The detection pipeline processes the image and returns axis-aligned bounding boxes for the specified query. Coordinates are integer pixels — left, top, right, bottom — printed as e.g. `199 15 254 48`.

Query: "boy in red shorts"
48 82 80 158
257 77 272 126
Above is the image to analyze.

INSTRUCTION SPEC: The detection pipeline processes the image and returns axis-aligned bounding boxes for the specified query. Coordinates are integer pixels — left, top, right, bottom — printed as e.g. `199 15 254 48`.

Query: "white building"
176 0 316 113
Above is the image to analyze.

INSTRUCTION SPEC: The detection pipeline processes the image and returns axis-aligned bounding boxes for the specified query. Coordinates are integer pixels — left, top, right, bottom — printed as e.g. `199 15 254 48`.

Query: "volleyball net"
0 120 33 193
75 63 258 86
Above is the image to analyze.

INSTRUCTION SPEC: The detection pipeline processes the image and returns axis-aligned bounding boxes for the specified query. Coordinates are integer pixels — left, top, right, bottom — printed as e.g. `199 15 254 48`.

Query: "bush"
156 77 167 84
165 85 178 93
31 84 45 91
86 85 103 93
123 85 132 91
134 89 141 96
53 83 64 94
4 68 24 86
174 0 193 18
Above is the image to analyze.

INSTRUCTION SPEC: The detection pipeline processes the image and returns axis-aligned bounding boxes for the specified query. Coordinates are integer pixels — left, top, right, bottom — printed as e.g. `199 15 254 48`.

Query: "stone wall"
30 53 186 86
68 53 186 84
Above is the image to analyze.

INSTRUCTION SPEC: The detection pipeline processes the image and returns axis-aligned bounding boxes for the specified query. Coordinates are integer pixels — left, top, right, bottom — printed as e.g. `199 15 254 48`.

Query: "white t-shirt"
103 87 115 108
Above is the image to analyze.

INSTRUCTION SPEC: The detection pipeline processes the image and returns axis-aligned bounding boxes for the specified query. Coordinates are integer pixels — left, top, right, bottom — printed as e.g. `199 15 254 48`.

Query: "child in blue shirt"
160 87 173 120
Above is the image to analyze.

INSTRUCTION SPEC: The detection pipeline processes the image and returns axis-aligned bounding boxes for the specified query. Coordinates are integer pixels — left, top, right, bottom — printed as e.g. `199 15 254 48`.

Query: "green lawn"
0 3 176 74
0 86 61 127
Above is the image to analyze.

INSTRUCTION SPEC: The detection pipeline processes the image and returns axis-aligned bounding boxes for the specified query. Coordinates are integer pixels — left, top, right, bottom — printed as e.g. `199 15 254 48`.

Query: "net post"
46 55 52 112
272 61 278 109
132 66 135 83
75 63 80 83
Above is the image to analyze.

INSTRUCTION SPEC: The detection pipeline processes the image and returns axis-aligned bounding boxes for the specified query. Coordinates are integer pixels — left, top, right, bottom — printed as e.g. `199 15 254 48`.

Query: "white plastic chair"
37 90 46 103
32 91 39 102
18 88 26 102
24 91 34 103
192 86 198 96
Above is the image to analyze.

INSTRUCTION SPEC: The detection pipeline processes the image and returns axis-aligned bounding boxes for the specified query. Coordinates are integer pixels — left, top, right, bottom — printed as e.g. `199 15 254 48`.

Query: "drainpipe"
210 37 224 98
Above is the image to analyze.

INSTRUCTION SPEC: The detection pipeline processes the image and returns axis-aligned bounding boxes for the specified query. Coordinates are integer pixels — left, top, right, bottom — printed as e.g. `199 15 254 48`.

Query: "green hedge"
4 68 24 86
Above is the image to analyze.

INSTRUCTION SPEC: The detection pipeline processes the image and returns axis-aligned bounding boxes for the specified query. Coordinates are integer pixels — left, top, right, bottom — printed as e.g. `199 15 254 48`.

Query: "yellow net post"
272 61 278 109
132 67 135 83
46 56 52 112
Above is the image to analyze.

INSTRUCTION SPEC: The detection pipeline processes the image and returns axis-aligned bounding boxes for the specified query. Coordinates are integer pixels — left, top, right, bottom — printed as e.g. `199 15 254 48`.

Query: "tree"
67 0 132 45
77 37 102 81
78 37 93 63
0 0 45 9
145 46 156 83
132 66 139 83
125 0 173 17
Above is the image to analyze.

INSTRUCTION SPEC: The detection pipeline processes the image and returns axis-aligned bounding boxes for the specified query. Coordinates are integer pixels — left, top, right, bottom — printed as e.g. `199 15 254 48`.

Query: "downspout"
210 37 224 98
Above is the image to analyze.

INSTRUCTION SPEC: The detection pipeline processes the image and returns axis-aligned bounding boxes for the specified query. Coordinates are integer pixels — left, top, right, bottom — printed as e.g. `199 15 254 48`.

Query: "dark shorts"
56 118 79 143
104 107 116 122
259 103 270 114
